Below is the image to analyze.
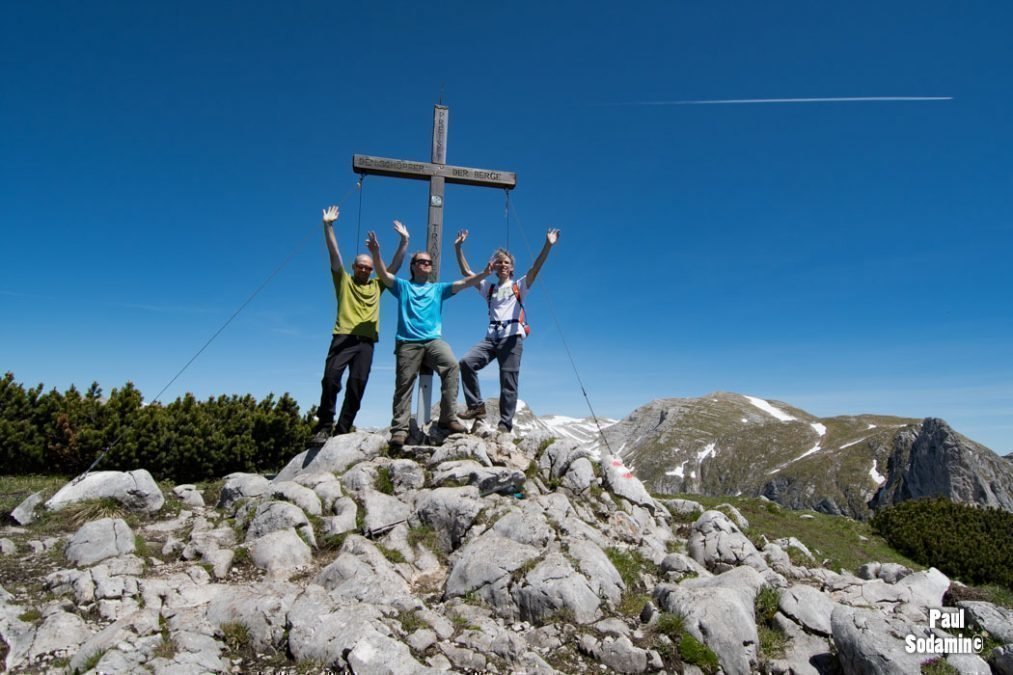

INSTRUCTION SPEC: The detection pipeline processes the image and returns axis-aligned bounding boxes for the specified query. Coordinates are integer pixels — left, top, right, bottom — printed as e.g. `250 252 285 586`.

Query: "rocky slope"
593 392 1013 519
2 428 1012 674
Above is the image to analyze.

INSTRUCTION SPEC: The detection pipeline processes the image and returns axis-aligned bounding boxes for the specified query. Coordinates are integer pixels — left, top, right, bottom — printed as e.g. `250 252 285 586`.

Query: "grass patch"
79 648 107 672
375 466 395 495
397 610 427 634
377 544 406 564
407 524 442 555
921 658 960 674
660 493 921 574
755 586 788 663
536 437 556 455
680 633 719 674
232 546 252 567
605 547 653 589
28 497 131 535
318 532 348 553
654 611 685 640
199 478 225 509
152 634 178 659
0 475 67 519
134 534 153 559
754 586 780 624
17 608 42 624
617 592 651 617
220 621 252 653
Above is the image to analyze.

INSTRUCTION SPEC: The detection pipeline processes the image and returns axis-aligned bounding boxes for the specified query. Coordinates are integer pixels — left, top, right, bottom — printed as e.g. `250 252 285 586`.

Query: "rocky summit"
2 427 1011 674
594 392 1013 519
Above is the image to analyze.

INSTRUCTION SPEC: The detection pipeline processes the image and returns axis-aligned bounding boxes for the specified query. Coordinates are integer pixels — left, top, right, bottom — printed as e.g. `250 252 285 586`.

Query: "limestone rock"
870 417 1013 511
269 480 322 515
432 460 526 495
245 500 315 546
46 469 164 512
512 551 605 624
958 600 1013 643
314 534 417 609
778 584 837 636
66 517 136 566
11 490 45 525
654 566 766 675
172 483 205 507
687 510 768 572
247 528 312 574
831 604 930 675
361 488 412 536
414 486 483 551
600 453 656 512
206 580 301 649
217 472 270 508
274 431 386 482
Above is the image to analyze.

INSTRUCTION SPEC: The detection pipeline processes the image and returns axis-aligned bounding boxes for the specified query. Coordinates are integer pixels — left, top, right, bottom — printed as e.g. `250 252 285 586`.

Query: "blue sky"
3 2 1011 453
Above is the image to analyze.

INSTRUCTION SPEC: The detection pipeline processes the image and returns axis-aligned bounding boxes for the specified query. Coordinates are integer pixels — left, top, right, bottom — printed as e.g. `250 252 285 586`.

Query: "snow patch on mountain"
869 459 886 485
744 395 797 422
666 461 688 478
810 422 827 437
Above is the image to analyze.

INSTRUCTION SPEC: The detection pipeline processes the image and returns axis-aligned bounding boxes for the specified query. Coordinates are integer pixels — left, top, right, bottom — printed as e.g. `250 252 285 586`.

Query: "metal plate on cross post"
416 367 434 426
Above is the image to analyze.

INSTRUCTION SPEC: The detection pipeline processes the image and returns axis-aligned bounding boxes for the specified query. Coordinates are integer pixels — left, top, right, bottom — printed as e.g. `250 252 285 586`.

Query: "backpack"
487 281 531 336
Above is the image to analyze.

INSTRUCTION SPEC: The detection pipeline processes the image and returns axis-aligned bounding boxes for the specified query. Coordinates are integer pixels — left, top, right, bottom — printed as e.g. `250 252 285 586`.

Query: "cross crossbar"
352 154 517 190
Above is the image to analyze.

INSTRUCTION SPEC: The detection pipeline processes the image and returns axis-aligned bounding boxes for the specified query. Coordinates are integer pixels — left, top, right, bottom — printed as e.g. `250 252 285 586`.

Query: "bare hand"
393 220 409 240
546 228 560 245
365 231 380 254
322 205 339 226
455 229 469 246
484 260 495 275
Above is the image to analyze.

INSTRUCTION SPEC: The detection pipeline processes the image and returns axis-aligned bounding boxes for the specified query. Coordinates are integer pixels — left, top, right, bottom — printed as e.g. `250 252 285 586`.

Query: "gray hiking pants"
460 336 524 431
391 339 459 434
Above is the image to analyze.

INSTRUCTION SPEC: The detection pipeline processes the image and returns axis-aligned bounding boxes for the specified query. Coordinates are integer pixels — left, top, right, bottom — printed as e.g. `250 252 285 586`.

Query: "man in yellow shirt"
311 205 408 446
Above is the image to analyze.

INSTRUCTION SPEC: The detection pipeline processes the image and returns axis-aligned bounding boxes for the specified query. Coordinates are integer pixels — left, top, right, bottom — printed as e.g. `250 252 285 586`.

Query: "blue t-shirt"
389 277 455 341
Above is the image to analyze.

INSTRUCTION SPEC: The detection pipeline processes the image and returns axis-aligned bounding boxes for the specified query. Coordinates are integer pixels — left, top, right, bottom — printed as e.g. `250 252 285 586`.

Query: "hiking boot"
389 431 408 449
309 425 332 447
458 403 487 420
497 423 512 434
437 419 468 434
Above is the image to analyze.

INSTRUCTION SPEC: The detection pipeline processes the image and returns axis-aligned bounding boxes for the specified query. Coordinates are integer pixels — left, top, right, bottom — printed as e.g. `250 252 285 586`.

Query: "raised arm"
366 232 395 288
322 205 343 272
525 228 560 287
387 220 410 274
450 260 494 295
453 229 474 275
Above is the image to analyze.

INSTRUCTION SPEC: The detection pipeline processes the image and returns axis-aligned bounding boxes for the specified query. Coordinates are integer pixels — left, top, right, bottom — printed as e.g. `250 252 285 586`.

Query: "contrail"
612 96 953 106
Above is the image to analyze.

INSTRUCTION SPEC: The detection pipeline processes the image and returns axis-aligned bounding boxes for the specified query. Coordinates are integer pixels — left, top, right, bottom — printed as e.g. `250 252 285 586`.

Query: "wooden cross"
351 105 517 426
352 105 516 279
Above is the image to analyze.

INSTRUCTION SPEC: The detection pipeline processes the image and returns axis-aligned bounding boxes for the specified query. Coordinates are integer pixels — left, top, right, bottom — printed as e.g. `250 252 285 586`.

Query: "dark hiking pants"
318 334 375 434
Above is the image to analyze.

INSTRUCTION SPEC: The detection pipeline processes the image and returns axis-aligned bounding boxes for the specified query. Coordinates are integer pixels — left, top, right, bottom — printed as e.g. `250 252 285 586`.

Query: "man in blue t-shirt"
366 230 493 448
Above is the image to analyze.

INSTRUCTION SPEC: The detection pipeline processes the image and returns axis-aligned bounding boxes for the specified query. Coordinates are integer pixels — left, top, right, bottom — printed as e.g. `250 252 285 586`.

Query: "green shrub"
872 498 1013 589
0 373 313 483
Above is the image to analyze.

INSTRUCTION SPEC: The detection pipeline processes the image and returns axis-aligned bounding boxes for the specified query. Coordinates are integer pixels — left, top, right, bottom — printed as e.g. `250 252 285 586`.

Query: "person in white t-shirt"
453 227 560 432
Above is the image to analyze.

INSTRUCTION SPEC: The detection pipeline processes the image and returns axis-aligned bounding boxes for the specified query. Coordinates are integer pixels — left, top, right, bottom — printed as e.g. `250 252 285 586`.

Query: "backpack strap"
487 280 531 336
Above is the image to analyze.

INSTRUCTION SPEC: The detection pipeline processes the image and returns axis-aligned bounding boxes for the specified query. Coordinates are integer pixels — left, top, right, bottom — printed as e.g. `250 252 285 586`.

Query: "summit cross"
351 105 517 426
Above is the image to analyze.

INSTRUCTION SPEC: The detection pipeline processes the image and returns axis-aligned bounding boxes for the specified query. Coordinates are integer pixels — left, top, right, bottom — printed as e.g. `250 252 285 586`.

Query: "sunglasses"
414 259 433 266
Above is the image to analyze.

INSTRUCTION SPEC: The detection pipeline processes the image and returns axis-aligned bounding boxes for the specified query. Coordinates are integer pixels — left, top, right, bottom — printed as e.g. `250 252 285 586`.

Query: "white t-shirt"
476 275 529 339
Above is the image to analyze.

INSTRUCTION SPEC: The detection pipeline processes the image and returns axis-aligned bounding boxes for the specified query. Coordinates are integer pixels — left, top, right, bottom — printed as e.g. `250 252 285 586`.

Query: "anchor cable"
76 180 362 481
506 198 615 456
